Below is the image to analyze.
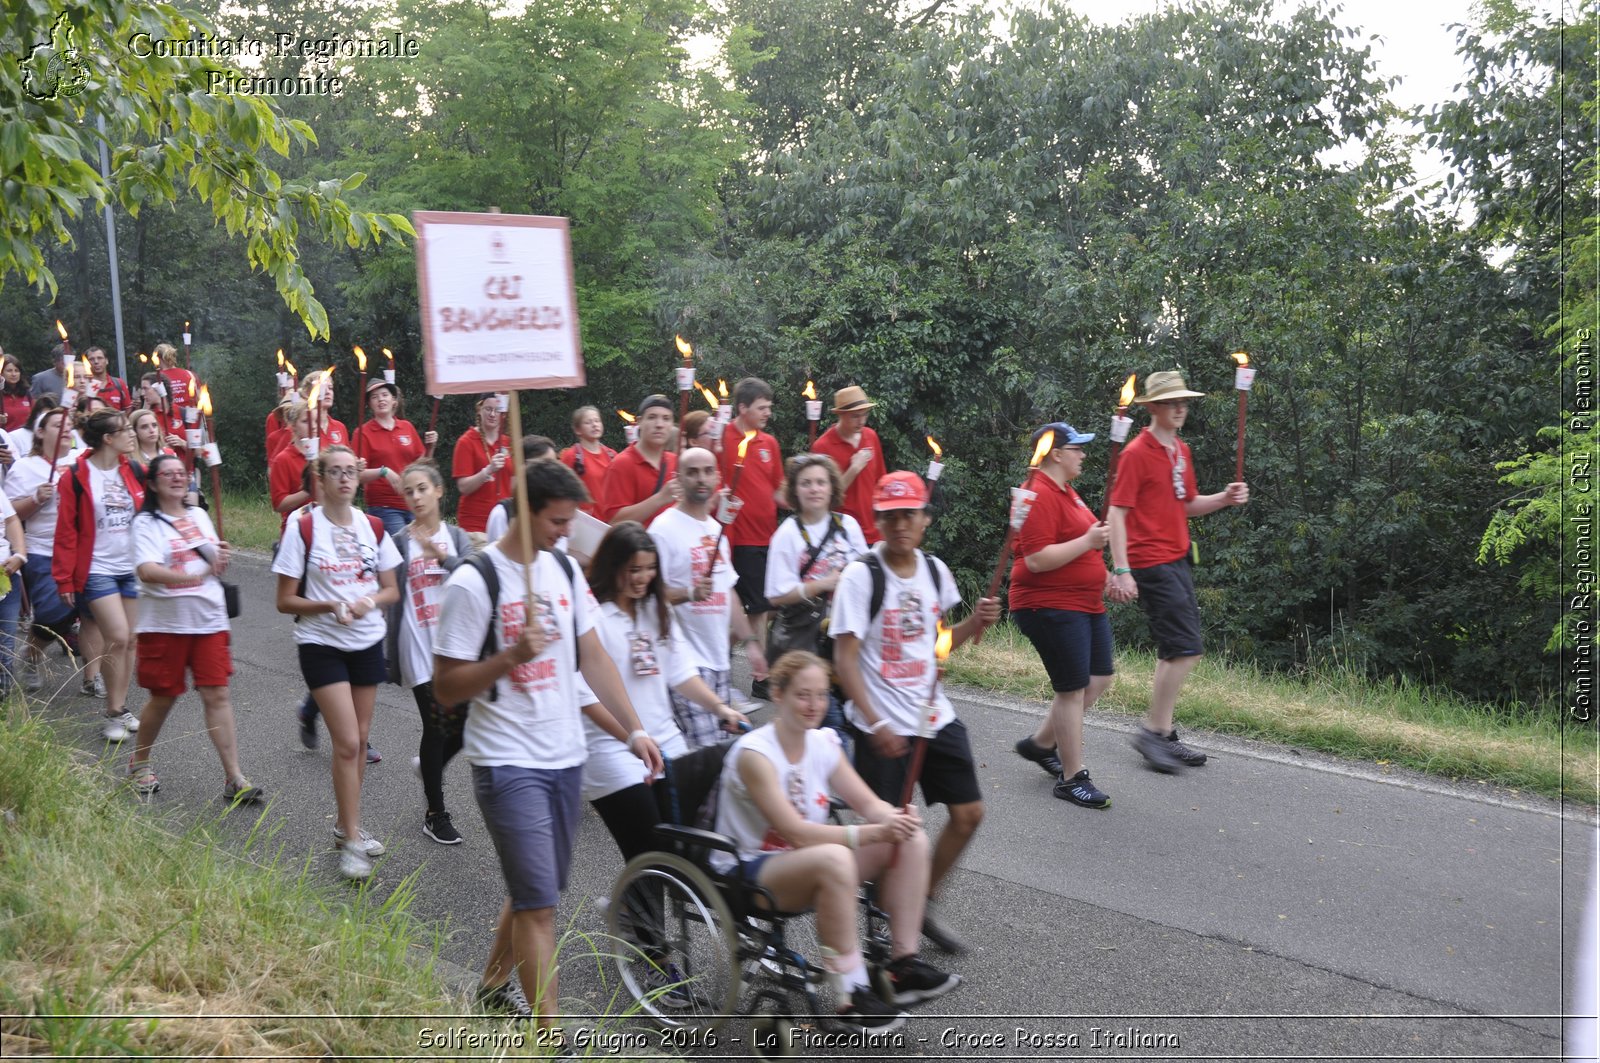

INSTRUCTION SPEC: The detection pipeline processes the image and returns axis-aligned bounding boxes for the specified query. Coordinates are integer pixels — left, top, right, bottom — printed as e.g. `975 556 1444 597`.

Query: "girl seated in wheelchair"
711 650 960 1033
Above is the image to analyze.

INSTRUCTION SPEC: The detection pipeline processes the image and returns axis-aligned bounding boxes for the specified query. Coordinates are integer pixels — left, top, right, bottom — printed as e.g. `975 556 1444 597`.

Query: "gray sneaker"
23 657 43 693
84 673 107 699
1165 728 1209 767
475 977 532 1018
1133 726 1185 773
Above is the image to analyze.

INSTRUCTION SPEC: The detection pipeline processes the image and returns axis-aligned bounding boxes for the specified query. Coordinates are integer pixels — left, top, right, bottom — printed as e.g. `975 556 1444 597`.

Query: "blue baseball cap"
1030 421 1095 447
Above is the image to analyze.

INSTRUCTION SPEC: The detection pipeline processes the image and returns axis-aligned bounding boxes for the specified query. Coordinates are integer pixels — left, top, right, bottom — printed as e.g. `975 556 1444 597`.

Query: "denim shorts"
82 571 139 606
23 554 73 630
1012 608 1114 693
473 763 584 911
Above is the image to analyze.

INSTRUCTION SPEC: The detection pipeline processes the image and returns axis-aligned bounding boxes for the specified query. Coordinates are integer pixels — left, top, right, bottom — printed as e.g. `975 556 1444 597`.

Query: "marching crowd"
3 337 1249 1040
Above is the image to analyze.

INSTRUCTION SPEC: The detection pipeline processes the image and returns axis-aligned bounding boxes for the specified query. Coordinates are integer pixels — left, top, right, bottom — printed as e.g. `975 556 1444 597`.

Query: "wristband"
866 719 890 734
798 583 812 603
845 824 859 850
627 729 649 750
1112 567 1132 575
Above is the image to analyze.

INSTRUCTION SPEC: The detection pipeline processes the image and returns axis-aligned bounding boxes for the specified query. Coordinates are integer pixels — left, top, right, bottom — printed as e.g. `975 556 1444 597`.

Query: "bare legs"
313 680 376 840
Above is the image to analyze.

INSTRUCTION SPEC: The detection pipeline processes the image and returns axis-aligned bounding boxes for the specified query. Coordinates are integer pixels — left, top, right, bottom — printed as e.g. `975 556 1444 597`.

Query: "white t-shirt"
270 507 402 650
710 724 841 871
485 501 568 554
649 506 738 672
580 599 696 801
435 546 595 769
6 451 78 556
764 513 868 601
397 526 457 688
830 547 962 737
87 463 137 576
133 508 226 634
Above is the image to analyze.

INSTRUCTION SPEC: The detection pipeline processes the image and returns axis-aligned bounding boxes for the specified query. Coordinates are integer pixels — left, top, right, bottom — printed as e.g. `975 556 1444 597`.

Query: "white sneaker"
105 710 139 734
102 715 129 742
84 674 107 699
332 825 387 856
338 842 373 880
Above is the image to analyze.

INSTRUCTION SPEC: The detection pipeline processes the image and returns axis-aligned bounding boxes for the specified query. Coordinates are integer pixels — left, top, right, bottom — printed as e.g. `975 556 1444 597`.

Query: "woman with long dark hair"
125 453 260 802
582 521 746 863
1 354 34 436
53 408 145 739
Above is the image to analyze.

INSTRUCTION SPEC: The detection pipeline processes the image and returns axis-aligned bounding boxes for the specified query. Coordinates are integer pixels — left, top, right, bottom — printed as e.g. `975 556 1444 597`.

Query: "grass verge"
0 698 653 1058
947 621 1597 807
220 486 284 554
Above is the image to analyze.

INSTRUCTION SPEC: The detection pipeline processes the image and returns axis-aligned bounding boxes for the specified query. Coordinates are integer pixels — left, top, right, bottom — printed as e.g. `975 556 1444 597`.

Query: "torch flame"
1119 373 1137 407
65 363 74 388
1232 350 1250 367
138 352 148 365
55 320 67 341
803 380 817 401
187 376 196 401
284 359 297 377
617 409 636 425
276 349 285 368
308 373 324 410
934 620 954 662
198 385 213 418
718 378 728 401
1029 430 1056 468
927 435 943 459
737 429 757 461
353 346 367 372
696 382 719 410
675 334 693 360
383 347 394 366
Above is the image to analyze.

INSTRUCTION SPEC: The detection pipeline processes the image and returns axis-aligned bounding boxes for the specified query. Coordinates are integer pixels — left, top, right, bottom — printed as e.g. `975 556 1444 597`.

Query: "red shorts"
137 631 233 697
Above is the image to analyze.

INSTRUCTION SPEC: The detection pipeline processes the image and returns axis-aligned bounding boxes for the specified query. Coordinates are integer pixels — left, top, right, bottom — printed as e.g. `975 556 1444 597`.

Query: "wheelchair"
605 817 901 1057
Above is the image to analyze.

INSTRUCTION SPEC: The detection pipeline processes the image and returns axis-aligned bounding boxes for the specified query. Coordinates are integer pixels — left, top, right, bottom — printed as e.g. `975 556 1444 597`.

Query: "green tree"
0 0 414 338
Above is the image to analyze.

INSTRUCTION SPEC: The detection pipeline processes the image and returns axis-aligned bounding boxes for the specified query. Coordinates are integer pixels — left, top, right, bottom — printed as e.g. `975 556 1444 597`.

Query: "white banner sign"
415 211 585 394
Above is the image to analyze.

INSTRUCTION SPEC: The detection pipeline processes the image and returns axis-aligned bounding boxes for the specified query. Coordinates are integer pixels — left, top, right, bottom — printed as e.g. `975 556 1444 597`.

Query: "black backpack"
463 549 579 702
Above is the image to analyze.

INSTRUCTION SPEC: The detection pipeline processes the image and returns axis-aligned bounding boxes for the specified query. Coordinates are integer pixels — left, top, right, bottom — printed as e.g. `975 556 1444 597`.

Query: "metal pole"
95 114 127 383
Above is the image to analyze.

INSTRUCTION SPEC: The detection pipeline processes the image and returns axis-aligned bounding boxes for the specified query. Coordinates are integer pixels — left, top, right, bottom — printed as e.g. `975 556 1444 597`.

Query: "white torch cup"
624 425 638 445
184 406 201 425
202 443 222 467
1110 415 1132 443
277 372 292 389
495 394 509 413
716 494 743 525
1009 486 1037 530
1235 367 1257 391
298 436 319 460
61 389 77 410
806 400 822 423
676 367 695 392
926 461 944 483
185 429 204 451
384 370 396 384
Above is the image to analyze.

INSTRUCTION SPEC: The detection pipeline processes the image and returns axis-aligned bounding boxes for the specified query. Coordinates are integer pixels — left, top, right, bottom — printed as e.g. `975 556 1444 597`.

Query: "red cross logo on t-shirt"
814 791 830 812
558 594 569 609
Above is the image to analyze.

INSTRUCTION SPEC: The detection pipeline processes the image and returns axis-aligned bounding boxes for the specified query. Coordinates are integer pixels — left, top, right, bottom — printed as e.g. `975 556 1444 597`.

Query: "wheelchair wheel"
607 851 741 1030
870 965 896 1009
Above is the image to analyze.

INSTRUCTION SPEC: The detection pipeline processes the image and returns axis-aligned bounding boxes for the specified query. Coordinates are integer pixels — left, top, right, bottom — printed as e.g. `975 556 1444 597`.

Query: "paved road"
45 551 1592 1060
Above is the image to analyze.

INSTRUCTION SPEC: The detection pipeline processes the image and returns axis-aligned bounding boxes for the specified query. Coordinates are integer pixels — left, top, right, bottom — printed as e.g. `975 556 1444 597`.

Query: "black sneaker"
424 810 463 845
1132 726 1184 773
748 677 770 702
1014 736 1063 778
1054 769 1111 809
297 701 319 751
366 742 382 764
835 986 907 1034
643 961 712 1009
1165 728 1208 767
921 900 967 955
885 954 961 1006
475 978 532 1019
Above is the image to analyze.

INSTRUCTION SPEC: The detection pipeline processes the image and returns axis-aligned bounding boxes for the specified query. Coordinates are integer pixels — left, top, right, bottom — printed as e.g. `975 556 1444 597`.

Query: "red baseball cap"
872 470 930 512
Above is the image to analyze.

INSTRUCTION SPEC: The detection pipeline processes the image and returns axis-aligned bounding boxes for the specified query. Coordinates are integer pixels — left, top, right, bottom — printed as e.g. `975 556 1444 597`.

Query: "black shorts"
298 639 387 690
1012 608 1114 693
1131 558 1204 660
732 546 772 616
853 717 982 809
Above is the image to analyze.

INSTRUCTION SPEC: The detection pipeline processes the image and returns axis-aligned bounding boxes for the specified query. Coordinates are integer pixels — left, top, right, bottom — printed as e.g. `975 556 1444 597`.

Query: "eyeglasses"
324 467 360 480
157 468 189 479
1060 446 1085 454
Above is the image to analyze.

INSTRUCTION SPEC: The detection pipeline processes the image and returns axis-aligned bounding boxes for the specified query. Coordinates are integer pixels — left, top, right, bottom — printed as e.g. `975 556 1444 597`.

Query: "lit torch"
618 408 638 446
354 346 368 425
975 430 1052 642
925 435 944 483
891 620 954 867
383 347 395 385
55 320 74 379
803 380 820 448
706 429 757 577
696 381 719 411
1100 373 1138 522
715 378 731 435
182 320 192 369
275 348 292 392
198 385 224 538
674 335 695 452
1232 350 1255 483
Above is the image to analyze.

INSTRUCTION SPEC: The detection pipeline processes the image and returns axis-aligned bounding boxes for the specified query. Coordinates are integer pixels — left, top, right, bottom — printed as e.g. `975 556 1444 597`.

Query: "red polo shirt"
355 418 425 509
719 422 783 547
812 423 886 544
269 416 349 458
86 375 133 410
269 445 309 529
1010 468 1106 613
597 445 677 523
561 443 616 514
451 426 512 532
1108 428 1197 569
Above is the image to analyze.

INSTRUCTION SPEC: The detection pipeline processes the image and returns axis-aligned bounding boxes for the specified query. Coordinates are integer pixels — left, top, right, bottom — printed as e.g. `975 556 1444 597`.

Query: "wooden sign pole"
506 391 537 604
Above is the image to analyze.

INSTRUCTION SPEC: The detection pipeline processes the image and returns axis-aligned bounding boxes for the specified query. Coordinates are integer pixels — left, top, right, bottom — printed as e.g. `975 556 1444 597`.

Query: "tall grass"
948 620 1594 805
0 698 572 1057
